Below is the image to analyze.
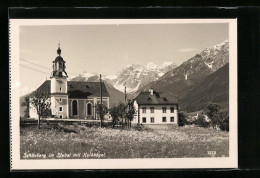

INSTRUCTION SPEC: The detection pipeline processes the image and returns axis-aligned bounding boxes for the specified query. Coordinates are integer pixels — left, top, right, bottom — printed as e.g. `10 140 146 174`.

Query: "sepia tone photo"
10 19 237 169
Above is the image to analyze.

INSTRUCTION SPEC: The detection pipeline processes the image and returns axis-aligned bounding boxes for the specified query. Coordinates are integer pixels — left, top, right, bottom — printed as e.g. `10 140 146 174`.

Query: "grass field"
20 123 229 159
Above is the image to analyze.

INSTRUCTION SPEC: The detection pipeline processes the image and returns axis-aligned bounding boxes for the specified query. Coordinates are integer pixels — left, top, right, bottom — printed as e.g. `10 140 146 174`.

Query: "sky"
19 23 228 95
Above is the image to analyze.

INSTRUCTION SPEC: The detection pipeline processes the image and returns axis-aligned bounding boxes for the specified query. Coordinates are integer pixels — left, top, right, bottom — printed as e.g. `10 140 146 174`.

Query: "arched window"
87 103 92 115
59 62 62 70
162 107 167 113
150 107 154 113
72 100 78 116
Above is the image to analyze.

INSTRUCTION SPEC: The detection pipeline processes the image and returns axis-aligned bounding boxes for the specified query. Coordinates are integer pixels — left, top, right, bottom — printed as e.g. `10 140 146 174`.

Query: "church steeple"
50 42 69 119
57 41 61 56
50 42 68 78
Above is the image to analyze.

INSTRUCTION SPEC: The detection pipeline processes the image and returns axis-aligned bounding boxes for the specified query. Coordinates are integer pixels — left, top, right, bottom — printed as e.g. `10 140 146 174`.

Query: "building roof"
50 71 68 78
134 91 178 105
35 80 110 98
54 56 64 62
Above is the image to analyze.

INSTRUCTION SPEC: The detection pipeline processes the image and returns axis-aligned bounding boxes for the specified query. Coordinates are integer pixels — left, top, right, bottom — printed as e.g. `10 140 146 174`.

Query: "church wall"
78 100 85 119
96 98 108 108
86 100 94 117
54 97 68 118
67 98 110 119
51 78 67 93
68 99 72 117
29 102 38 119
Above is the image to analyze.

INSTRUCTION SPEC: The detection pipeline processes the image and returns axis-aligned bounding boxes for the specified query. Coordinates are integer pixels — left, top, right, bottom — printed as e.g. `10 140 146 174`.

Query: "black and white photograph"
10 19 237 169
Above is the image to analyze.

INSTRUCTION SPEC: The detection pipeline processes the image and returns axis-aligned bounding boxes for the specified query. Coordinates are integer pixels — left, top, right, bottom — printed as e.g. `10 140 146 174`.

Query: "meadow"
20 123 229 159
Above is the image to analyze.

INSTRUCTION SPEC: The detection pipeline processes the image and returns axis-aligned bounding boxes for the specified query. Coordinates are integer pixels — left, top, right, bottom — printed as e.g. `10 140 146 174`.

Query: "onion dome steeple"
50 42 68 78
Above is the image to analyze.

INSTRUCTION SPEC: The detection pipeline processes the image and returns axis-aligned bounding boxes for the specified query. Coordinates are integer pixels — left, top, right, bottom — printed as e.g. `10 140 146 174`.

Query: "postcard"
10 19 237 169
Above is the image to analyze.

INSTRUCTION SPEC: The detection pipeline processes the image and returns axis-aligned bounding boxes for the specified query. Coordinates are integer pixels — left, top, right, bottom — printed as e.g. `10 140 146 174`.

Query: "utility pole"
125 86 127 102
100 74 103 127
125 86 128 126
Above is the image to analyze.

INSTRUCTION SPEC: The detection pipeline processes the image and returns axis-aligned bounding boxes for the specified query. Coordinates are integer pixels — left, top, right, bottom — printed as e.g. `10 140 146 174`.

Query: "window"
150 117 154 123
72 100 78 115
170 117 174 122
170 107 174 113
162 117 166 122
59 107 62 112
59 62 62 70
87 103 92 115
150 107 154 113
60 85 62 92
60 115 62 118
59 98 62 102
142 117 146 123
162 107 167 113
142 107 146 113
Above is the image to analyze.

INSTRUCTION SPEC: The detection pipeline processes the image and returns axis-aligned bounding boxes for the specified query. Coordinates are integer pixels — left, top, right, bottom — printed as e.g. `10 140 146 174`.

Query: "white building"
132 89 179 125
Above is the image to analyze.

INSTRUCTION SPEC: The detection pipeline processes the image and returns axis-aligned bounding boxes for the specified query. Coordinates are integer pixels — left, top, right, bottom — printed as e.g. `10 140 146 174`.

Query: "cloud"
178 48 197 52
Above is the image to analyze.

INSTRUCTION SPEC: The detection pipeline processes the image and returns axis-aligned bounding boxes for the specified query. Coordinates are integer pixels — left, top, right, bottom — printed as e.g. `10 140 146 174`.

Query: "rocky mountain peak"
146 62 158 70
69 61 177 93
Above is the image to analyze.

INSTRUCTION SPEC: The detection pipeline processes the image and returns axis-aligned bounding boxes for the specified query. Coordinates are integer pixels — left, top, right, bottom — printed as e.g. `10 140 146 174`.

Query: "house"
29 45 110 119
187 110 210 123
132 89 179 124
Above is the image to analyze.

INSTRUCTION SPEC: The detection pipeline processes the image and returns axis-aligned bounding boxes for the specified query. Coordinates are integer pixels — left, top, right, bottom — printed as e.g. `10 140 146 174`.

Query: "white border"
10 19 237 170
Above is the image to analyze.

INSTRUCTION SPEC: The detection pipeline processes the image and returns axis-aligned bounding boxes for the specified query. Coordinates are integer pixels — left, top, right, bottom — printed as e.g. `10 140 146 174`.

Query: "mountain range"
69 61 177 93
137 40 229 112
179 63 229 112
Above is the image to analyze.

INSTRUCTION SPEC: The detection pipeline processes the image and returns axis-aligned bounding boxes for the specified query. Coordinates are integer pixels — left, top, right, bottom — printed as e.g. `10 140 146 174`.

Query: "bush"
194 114 210 128
219 110 229 131
178 111 188 127
41 109 52 118
220 121 229 131
204 103 222 129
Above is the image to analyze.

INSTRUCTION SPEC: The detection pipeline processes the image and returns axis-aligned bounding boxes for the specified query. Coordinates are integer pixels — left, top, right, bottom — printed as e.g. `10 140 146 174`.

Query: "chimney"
149 88 154 95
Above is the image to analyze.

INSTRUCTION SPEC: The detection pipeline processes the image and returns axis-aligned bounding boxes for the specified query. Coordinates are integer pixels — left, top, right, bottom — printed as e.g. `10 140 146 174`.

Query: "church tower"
50 43 69 118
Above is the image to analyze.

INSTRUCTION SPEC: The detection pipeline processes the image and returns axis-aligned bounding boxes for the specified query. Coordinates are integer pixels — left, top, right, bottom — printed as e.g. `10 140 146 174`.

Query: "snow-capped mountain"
138 40 229 110
112 62 177 93
200 40 229 71
69 40 228 97
69 61 177 93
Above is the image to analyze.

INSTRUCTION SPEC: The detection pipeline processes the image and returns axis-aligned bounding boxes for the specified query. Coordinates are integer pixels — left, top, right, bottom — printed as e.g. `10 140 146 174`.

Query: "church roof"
134 91 178 105
36 80 110 98
54 56 64 62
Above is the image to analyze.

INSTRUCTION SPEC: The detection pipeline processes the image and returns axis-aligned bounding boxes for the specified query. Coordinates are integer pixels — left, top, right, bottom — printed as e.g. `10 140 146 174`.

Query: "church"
29 46 110 119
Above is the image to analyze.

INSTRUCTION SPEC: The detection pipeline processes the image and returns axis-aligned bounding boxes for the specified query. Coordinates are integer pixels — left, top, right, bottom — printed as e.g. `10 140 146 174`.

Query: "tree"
178 111 188 127
21 96 30 119
204 103 222 129
194 114 210 128
218 110 229 131
125 100 136 128
30 90 51 129
96 103 108 127
109 106 119 128
117 102 127 127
